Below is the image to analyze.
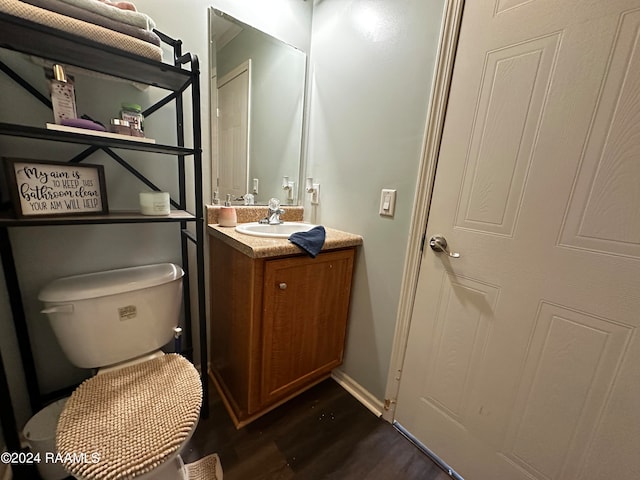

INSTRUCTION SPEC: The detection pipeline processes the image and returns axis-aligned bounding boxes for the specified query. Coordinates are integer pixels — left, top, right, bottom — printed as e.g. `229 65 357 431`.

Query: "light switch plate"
379 189 397 217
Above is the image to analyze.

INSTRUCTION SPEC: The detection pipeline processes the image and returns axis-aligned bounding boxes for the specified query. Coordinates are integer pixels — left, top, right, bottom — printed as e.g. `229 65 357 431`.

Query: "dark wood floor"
184 378 450 480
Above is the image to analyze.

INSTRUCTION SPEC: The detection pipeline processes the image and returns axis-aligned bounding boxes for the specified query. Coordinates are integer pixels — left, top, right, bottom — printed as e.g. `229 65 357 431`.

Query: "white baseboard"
331 369 384 418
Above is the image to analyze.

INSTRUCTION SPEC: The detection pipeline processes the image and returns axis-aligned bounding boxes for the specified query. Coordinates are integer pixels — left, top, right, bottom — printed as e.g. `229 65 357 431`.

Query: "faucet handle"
266 198 284 225
268 198 281 210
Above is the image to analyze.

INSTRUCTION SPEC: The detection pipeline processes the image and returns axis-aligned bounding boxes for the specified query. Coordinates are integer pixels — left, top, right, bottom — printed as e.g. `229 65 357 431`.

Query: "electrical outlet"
310 183 320 205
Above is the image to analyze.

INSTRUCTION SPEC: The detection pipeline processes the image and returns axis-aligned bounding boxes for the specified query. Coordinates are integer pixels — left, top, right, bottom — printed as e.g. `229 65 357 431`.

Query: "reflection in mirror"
209 8 307 206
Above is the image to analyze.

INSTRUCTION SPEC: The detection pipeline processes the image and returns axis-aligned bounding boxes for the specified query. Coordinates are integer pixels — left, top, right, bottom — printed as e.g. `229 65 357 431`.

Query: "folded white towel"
56 0 156 30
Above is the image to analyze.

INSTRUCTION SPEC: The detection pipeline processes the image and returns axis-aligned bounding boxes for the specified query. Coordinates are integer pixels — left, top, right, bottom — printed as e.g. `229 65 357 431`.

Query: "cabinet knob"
279 282 287 290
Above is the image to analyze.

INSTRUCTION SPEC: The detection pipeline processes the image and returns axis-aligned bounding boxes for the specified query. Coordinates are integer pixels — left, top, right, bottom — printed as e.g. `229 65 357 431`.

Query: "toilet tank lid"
38 263 184 302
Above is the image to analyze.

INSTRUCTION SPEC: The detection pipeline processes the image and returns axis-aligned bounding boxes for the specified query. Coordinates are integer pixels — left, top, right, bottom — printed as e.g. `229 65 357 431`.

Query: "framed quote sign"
3 158 108 218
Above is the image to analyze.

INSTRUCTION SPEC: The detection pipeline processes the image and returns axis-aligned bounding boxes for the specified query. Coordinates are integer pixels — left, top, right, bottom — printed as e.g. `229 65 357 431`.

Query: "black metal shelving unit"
0 12 208 456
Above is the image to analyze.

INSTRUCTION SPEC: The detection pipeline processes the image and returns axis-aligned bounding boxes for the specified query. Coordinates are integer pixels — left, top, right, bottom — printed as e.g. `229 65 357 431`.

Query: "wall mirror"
209 8 307 206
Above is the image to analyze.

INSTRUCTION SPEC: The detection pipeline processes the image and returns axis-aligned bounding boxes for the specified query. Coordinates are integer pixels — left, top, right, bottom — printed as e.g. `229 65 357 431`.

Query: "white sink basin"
235 222 317 238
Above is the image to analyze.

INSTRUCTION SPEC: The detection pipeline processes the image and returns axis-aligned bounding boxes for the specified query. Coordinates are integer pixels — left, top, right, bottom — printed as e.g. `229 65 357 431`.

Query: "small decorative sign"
3 158 108 218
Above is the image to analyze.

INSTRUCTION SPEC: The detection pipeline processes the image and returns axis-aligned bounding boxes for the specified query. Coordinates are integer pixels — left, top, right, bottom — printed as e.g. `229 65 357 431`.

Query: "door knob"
429 235 460 258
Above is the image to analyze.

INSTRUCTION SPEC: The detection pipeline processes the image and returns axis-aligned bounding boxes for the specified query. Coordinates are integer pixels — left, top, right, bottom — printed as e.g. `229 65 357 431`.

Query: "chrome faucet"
259 198 285 225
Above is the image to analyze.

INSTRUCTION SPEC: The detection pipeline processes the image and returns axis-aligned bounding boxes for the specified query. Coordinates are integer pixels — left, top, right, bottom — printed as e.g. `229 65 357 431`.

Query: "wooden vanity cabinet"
209 235 355 428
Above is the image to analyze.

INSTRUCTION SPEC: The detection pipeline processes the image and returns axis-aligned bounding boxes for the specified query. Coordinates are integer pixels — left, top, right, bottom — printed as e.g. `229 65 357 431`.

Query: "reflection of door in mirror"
218 60 250 201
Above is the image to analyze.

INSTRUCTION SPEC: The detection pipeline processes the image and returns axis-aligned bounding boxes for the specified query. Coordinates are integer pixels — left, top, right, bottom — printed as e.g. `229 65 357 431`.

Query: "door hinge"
384 398 396 411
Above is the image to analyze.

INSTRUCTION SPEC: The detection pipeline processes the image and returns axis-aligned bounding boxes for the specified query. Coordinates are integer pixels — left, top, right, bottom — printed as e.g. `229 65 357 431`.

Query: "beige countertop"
207 223 363 259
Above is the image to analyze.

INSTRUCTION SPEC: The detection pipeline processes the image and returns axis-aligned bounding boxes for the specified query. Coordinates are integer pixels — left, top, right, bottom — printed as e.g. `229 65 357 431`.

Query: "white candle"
139 192 170 215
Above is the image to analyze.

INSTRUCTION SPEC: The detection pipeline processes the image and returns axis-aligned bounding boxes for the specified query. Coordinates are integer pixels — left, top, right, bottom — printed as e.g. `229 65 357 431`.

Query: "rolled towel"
289 226 326 258
99 0 136 12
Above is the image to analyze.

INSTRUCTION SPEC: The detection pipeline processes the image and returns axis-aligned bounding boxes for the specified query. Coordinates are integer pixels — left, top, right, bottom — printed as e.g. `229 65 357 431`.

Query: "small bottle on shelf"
48 64 77 124
120 103 144 136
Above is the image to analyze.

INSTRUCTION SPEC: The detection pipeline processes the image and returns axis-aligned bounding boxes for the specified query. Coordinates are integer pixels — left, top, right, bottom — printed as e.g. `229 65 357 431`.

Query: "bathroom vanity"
207 222 362 428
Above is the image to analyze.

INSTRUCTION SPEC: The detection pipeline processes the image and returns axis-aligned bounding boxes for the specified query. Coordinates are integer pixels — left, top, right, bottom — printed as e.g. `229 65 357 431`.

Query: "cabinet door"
261 249 354 405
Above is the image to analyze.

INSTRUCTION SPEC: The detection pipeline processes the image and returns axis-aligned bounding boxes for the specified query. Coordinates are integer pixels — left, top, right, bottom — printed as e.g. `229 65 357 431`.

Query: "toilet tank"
38 263 184 369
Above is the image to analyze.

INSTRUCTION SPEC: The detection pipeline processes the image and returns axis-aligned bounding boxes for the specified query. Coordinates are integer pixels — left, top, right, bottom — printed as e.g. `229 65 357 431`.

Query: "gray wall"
304 0 446 400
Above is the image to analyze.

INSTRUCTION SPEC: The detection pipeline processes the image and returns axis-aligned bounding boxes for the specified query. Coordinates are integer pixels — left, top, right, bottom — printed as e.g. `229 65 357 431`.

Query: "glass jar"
120 103 144 134
110 118 131 135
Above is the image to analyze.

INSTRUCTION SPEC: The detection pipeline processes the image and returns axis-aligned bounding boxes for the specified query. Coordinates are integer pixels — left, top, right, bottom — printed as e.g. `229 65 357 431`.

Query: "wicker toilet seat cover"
56 354 202 480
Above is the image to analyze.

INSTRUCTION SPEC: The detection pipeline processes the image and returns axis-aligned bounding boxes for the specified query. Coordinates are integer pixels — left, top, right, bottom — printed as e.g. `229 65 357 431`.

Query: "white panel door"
217 61 250 200
395 1 640 479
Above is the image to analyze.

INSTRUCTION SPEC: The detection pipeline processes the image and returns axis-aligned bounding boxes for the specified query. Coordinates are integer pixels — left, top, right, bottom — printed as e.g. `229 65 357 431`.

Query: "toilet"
38 263 202 480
